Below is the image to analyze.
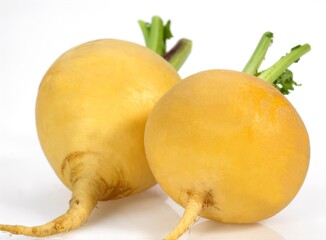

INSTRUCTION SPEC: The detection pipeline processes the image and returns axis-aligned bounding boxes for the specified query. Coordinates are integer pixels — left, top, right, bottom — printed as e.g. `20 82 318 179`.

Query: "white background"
0 0 325 239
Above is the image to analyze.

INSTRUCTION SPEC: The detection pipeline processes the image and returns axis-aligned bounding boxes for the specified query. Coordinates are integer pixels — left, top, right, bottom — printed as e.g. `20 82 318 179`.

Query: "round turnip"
144 33 311 239
0 39 181 237
0 15 193 237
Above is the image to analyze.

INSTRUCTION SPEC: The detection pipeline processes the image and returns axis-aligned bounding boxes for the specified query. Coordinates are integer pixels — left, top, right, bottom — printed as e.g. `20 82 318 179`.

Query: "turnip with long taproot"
144 32 310 239
0 16 191 237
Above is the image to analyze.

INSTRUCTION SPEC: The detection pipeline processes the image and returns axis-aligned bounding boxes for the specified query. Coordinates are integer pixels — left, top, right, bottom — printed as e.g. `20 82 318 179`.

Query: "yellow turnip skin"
36 39 180 198
144 69 310 239
0 39 180 236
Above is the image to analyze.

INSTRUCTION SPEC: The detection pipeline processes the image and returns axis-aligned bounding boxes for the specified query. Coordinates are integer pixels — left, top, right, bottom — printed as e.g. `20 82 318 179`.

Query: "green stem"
164 39 192 70
138 16 192 70
138 16 165 56
147 16 165 56
258 44 311 83
242 32 273 75
138 20 150 46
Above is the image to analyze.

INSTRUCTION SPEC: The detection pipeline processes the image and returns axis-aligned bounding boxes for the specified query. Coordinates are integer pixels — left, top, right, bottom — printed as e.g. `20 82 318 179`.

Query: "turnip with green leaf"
144 32 310 240
0 16 191 237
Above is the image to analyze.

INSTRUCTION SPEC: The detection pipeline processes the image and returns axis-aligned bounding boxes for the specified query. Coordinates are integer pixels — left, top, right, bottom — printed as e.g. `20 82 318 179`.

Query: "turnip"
144 32 310 239
0 16 191 237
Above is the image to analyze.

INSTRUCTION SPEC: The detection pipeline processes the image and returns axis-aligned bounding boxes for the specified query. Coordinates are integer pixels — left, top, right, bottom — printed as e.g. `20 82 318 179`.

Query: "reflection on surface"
0 185 285 240
179 219 286 240
86 184 178 236
89 186 285 240
43 185 180 240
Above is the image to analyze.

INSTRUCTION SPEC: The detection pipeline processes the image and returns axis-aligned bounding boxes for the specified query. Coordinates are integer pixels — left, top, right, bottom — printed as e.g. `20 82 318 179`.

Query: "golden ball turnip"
144 69 310 239
0 39 181 237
